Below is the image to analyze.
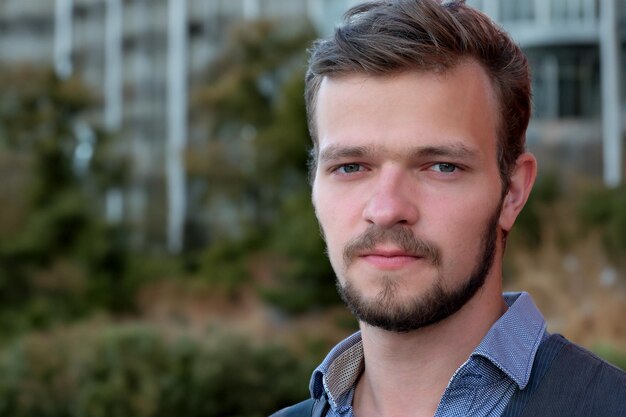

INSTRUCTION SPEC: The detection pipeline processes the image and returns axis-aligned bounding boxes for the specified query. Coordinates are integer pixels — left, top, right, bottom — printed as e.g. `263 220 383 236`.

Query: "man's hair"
305 0 531 187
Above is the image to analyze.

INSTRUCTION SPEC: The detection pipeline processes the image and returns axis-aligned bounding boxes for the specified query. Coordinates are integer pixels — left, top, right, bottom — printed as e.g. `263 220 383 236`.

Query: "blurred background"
0 0 624 415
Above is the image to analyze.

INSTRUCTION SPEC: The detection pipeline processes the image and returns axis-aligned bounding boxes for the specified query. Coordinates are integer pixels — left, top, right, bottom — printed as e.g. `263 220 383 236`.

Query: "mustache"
343 225 441 267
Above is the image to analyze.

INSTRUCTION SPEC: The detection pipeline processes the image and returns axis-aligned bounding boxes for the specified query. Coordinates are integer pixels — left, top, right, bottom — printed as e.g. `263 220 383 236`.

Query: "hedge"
0 322 312 417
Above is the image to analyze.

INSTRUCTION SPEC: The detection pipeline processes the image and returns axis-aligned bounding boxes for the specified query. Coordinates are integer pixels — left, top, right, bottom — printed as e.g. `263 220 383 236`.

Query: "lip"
358 249 423 270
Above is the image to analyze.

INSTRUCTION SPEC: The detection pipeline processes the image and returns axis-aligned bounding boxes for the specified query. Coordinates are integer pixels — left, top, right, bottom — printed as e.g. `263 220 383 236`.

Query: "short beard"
336 206 501 333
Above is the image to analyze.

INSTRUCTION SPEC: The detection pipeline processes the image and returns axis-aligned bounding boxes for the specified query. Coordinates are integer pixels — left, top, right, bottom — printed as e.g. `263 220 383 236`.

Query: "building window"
499 0 534 23
528 47 600 120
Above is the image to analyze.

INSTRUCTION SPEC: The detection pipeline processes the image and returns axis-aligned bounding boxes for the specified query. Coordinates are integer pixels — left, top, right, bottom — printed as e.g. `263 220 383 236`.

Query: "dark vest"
270 334 626 417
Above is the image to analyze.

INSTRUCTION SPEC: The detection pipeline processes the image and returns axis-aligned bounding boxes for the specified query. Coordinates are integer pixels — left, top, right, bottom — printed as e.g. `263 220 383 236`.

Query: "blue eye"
338 163 362 174
431 163 457 173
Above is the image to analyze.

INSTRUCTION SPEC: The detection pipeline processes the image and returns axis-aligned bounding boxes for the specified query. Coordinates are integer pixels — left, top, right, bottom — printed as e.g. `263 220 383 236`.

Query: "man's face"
311 62 506 332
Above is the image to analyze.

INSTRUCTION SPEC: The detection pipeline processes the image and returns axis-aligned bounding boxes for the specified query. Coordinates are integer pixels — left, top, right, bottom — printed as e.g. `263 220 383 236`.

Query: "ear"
499 152 537 232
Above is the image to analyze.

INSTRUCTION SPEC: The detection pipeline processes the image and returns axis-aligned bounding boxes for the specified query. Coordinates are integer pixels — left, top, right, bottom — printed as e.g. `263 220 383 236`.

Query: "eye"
430 163 458 173
336 163 363 174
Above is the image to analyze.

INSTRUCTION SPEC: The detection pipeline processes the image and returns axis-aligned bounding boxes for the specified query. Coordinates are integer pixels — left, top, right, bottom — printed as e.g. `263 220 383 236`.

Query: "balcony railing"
468 0 606 47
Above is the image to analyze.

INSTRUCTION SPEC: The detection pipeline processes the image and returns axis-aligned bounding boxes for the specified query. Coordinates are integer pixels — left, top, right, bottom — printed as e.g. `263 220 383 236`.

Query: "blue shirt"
309 292 547 417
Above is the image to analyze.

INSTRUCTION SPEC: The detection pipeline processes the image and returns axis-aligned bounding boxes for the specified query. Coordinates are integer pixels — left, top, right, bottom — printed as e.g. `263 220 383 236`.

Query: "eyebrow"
318 145 371 163
318 143 480 163
408 144 480 160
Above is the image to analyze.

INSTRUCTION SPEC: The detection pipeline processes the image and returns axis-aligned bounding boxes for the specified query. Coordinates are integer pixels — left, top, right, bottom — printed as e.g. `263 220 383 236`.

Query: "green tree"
577 184 626 267
190 20 338 311
0 66 131 338
190 19 316 240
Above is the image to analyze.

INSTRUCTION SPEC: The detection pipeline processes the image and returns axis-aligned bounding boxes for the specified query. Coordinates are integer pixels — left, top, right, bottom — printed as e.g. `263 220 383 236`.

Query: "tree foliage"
189 19 316 239
577 184 626 265
190 20 338 311
0 66 132 338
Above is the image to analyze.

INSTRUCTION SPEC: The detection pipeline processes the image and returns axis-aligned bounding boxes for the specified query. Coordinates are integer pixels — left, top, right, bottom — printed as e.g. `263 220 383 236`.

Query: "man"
271 1 626 416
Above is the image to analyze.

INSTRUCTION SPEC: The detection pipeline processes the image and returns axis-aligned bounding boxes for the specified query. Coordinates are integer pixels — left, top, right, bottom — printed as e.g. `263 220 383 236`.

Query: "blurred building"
0 0 348 251
469 0 625 188
0 0 623 251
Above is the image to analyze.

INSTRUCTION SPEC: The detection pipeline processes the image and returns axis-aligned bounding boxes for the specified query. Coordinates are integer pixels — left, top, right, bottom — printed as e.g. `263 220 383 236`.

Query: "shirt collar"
310 331 363 408
310 291 546 405
473 292 547 389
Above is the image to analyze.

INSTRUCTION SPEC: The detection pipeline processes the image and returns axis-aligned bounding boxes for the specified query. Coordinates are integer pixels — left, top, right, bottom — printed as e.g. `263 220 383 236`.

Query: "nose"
362 168 419 228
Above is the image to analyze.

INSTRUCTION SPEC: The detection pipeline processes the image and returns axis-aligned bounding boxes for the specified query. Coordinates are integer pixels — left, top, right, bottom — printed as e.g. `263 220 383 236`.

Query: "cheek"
314 191 361 254
426 197 498 262
313 194 338 244
316 211 346 276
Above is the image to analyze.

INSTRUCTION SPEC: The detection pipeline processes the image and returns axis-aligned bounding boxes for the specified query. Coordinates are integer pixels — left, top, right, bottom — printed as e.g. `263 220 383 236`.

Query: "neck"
353 273 507 417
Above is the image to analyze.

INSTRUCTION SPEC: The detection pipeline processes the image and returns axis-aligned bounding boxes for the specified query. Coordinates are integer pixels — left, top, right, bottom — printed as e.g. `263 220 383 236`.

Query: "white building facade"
0 0 623 251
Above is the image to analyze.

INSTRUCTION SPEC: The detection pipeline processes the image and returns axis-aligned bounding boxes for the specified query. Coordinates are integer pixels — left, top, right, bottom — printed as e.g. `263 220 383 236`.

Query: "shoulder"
557 338 626 385
538 335 626 415
559 341 626 380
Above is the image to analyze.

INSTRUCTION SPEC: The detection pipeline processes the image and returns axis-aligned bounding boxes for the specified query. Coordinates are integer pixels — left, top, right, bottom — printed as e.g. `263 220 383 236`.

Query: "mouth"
358 249 424 270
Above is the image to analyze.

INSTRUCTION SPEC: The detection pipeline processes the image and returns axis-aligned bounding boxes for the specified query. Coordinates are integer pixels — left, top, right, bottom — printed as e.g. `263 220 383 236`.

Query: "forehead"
314 61 500 159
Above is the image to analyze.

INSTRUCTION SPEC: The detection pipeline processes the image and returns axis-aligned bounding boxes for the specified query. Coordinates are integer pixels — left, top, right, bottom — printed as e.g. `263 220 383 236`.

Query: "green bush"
604 190 626 257
0 323 312 417
531 172 561 205
511 197 542 248
577 186 615 229
262 191 339 314
510 173 561 249
577 185 626 262
198 236 260 298
593 343 626 371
